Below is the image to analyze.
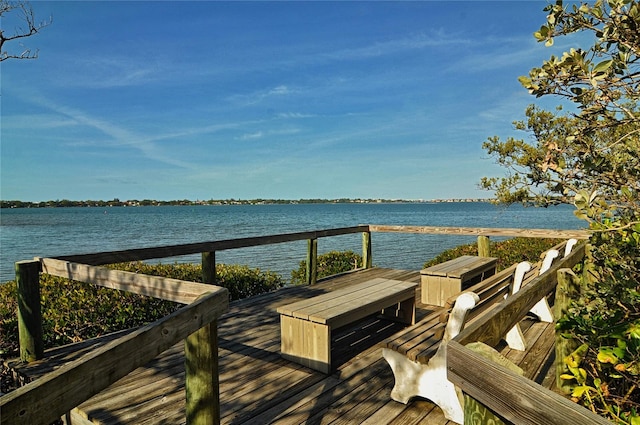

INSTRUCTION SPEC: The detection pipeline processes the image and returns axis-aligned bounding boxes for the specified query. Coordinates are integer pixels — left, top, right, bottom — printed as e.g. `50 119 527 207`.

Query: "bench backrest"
440 263 518 324
441 238 580 328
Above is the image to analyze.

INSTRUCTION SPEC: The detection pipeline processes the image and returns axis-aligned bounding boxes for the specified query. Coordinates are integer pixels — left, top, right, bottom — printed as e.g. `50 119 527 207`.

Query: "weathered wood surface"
47 224 588 268
16 260 44 362
555 268 581 394
40 258 219 305
448 340 609 425
277 278 416 326
278 277 417 373
368 224 590 239
6 267 590 425
1 288 229 425
53 226 370 265
447 241 608 425
421 255 497 306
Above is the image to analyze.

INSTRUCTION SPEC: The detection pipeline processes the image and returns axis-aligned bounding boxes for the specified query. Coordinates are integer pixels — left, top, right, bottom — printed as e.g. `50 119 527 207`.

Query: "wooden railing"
2 224 591 425
447 243 609 425
3 259 229 425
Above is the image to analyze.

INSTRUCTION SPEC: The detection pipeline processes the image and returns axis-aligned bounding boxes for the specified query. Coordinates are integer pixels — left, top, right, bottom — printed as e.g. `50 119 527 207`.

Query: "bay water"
0 202 584 283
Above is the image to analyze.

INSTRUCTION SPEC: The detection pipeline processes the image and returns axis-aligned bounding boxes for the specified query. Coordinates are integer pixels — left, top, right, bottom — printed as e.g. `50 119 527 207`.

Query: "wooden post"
16 260 44 362
306 238 318 285
555 268 581 394
202 251 216 284
185 322 220 425
477 235 490 257
362 231 372 269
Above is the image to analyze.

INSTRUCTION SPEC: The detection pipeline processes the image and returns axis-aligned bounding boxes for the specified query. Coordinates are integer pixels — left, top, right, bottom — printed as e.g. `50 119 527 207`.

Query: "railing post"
16 260 44 362
189 253 220 424
555 268 581 394
306 238 318 285
185 321 220 425
477 235 490 257
202 251 216 284
362 231 372 269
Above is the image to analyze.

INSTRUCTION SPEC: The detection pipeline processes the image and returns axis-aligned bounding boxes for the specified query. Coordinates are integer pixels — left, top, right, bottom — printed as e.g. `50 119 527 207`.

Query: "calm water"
0 202 584 283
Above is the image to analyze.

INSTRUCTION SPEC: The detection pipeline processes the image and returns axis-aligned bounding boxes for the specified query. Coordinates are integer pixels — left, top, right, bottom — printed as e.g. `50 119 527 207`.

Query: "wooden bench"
277 277 418 373
379 263 523 423
379 239 579 424
420 255 497 306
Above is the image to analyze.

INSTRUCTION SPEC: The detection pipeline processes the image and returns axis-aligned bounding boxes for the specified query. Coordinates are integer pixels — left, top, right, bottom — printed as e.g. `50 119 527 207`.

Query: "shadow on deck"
10 268 557 425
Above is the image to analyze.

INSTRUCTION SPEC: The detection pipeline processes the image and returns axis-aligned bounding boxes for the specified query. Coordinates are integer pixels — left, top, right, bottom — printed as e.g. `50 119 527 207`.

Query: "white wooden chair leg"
529 250 558 322
530 297 554 322
540 249 559 272
504 262 531 350
382 293 479 424
382 348 464 424
564 239 578 257
505 324 527 351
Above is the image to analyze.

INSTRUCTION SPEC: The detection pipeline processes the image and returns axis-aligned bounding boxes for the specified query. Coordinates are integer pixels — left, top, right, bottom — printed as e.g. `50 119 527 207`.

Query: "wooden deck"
11 267 559 425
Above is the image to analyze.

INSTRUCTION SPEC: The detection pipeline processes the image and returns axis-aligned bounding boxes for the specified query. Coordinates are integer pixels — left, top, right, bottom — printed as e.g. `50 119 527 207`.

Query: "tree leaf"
593 59 613 74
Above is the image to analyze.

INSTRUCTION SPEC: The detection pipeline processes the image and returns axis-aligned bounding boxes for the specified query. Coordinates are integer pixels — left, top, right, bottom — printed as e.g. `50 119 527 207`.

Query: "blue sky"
1 1 583 202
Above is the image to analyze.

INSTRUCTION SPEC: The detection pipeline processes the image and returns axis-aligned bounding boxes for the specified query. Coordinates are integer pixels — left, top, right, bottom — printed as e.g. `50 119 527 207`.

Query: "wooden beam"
16 260 43 362
477 235 491 257
362 232 372 269
368 225 590 240
202 251 216 285
447 341 609 425
54 226 370 265
306 239 318 285
40 258 221 304
555 268 581 394
185 321 220 425
0 288 229 425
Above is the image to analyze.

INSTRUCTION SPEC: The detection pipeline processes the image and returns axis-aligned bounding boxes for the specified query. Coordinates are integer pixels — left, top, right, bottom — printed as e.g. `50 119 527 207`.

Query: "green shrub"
556 225 640 421
291 250 363 285
423 237 565 271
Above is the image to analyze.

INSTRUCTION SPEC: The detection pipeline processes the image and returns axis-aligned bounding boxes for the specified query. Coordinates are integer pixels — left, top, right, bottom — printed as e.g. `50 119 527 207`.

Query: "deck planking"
9 267 558 425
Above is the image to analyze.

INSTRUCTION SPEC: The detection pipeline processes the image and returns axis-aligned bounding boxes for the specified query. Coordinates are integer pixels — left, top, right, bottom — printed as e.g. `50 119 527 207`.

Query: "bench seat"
278 277 418 373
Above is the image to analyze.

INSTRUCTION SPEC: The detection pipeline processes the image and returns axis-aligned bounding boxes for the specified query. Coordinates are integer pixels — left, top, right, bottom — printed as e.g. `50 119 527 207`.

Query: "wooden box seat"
277 277 418 373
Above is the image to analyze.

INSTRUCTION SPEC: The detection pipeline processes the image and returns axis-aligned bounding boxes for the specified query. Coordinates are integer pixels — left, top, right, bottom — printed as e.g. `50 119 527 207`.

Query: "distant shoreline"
1 198 494 209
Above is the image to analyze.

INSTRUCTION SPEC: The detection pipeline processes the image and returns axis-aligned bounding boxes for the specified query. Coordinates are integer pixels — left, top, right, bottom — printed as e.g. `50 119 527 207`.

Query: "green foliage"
291 250 363 285
0 280 18 356
423 237 564 271
482 1 640 421
0 262 284 359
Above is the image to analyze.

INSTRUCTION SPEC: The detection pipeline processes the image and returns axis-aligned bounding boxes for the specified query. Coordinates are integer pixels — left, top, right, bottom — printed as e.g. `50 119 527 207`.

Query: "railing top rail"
54 225 370 266
40 258 218 304
50 224 588 266
368 224 590 239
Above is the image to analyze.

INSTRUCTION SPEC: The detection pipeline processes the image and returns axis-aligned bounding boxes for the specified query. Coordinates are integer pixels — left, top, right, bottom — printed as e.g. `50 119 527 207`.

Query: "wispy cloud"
277 112 316 119
2 113 78 129
319 31 471 62
238 131 264 140
26 95 215 169
52 54 164 89
228 84 298 106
